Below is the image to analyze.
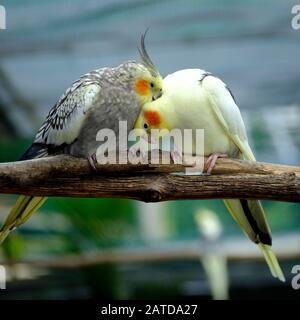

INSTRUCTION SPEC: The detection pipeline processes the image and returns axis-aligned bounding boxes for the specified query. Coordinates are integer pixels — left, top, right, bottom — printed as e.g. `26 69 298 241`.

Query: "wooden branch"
0 152 299 202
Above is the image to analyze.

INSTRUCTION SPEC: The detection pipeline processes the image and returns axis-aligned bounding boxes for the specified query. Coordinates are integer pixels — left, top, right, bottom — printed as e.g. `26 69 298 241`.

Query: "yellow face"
134 100 171 139
134 69 163 105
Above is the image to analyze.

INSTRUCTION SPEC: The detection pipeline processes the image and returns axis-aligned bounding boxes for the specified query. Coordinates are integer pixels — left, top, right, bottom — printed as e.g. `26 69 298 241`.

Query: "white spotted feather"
35 81 101 146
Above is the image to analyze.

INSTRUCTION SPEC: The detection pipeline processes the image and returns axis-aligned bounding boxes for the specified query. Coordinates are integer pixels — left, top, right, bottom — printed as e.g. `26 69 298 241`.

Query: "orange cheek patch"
135 79 150 96
144 111 161 126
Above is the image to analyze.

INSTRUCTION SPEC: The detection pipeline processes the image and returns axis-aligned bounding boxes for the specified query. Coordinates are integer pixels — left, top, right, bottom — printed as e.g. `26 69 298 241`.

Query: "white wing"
201 75 255 161
200 73 285 281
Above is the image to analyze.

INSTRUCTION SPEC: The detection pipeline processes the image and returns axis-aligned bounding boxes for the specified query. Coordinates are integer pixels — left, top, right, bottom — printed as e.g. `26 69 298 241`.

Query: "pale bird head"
134 99 171 144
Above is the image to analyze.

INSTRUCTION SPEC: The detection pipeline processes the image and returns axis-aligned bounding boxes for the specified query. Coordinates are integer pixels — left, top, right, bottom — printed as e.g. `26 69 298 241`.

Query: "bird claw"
205 152 228 175
170 150 183 164
87 153 98 172
128 146 148 160
129 147 140 157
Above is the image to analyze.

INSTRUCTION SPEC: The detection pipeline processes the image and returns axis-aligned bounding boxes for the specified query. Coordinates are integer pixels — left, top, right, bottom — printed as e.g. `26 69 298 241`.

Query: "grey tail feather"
240 199 272 245
20 143 49 160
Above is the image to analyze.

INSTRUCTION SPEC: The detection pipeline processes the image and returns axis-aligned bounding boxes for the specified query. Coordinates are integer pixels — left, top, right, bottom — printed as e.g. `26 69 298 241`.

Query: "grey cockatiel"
0 37 163 243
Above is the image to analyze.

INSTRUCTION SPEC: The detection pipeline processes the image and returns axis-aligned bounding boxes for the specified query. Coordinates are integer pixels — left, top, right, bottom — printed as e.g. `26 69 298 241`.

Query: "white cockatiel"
135 69 285 282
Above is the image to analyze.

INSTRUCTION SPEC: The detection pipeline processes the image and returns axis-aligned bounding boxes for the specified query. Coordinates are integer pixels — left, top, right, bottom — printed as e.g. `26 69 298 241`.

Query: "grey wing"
21 76 101 160
34 81 101 146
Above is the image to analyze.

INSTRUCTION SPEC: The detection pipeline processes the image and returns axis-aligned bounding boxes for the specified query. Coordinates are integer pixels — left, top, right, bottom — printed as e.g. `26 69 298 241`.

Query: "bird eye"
143 122 149 130
150 82 154 88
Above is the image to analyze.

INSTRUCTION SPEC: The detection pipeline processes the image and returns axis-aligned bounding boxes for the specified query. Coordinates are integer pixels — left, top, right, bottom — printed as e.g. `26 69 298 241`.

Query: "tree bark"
0 153 299 202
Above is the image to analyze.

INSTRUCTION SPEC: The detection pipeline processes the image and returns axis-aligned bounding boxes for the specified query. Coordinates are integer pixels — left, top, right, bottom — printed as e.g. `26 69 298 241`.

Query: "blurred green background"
0 0 299 299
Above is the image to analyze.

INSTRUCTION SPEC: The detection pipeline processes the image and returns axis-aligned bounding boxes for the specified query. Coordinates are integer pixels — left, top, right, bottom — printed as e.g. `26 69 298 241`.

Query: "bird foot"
205 152 228 175
129 146 140 157
87 153 98 172
128 146 148 161
170 150 183 164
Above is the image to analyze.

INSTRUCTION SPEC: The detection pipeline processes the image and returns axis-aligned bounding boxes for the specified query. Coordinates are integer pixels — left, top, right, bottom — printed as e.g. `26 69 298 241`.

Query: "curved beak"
152 90 162 101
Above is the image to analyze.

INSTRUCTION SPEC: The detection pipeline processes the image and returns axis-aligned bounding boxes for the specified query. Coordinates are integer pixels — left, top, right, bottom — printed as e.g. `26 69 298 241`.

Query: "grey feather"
26 61 143 159
138 30 159 78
